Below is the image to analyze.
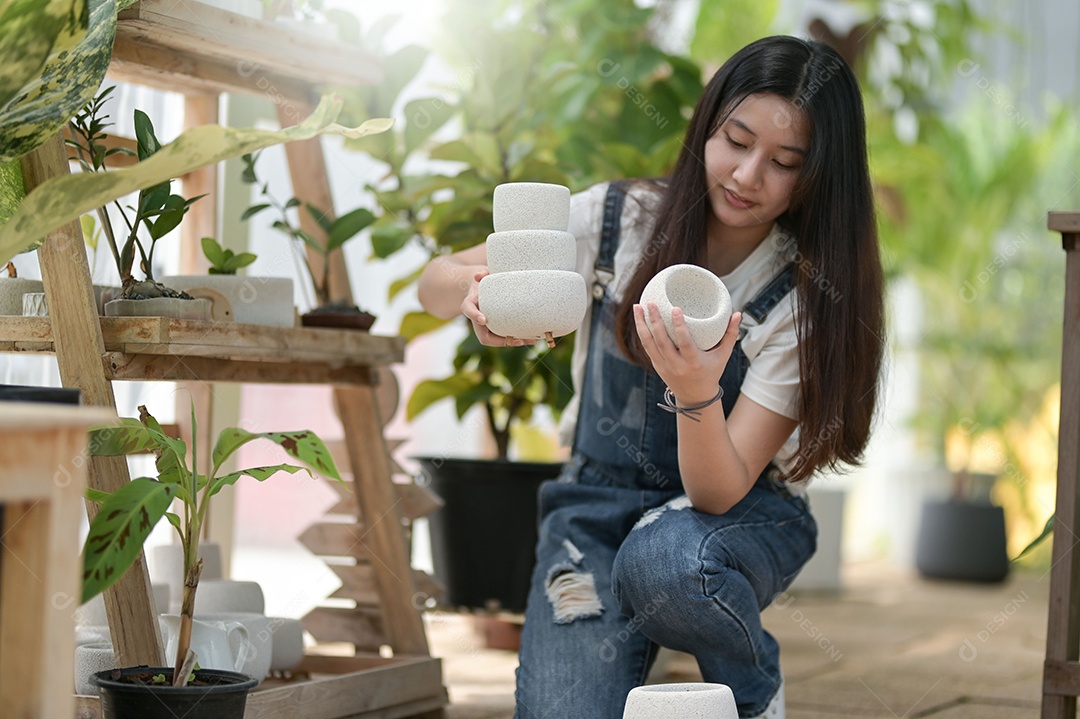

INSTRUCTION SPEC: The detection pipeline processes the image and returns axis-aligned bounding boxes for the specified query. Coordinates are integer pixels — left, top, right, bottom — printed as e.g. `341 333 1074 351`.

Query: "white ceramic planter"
486 229 576 274
194 579 266 614
196 612 273 682
74 642 115 696
623 683 739 719
197 0 263 18
478 269 587 339
639 264 732 351
492 182 571 233
104 297 212 321
0 278 43 315
21 292 48 317
268 617 305 672
160 275 295 327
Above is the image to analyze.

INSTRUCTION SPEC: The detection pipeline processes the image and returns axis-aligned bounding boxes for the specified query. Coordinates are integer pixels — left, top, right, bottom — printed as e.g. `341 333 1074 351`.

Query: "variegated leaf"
0 0 85 110
0 0 114 165
88 418 159 456
0 96 392 267
81 477 173 603
206 463 310 498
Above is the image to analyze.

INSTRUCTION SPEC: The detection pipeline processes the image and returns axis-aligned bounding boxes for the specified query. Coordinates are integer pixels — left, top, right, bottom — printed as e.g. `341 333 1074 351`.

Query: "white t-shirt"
558 182 803 462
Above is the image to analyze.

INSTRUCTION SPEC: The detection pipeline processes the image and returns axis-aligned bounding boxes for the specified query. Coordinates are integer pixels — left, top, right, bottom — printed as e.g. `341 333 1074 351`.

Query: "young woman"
418 35 884 719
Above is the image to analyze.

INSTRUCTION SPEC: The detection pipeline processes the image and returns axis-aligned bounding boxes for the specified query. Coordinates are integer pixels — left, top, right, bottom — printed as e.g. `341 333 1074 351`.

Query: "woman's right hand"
461 269 535 347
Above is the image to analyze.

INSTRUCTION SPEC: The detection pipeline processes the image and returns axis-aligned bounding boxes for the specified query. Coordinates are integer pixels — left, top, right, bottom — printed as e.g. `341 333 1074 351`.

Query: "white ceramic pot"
0 278 43 315
160 275 294 327
478 269 587 339
152 542 223 613
267 616 305 672
486 229 576 274
74 642 115 696
21 292 48 317
104 297 212 321
492 182 571 233
197 0 263 18
639 264 732 351
194 579 266 615
159 614 249 674
195 612 273 683
622 683 739 719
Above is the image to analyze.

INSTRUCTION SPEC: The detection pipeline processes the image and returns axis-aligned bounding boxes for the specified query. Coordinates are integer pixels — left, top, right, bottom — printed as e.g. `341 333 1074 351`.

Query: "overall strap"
742 262 797 324
593 180 629 299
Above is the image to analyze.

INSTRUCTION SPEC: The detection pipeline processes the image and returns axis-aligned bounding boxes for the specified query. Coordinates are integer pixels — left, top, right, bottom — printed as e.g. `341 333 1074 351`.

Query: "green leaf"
133 108 161 160
163 511 183 534
304 203 333 234
0 96 393 268
407 373 481 420
147 194 187 239
79 213 98 251
85 487 110 504
88 418 160 456
81 477 174 603
326 207 375 251
239 203 270 221
0 0 114 165
222 251 257 271
0 159 24 229
399 310 451 341
370 223 410 259
1014 515 1053 561
211 427 340 482
206 463 310 498
690 1 779 72
403 96 456 155
0 0 83 110
388 266 424 301
201 236 226 266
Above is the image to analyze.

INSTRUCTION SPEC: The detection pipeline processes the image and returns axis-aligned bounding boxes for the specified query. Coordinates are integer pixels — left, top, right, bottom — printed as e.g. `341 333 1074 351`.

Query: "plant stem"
173 556 202 685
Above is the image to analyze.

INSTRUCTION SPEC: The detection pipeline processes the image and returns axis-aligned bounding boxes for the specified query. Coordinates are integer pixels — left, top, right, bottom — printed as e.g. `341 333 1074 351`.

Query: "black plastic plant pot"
915 499 1010 583
416 457 562 614
91 667 258 719
0 383 80 404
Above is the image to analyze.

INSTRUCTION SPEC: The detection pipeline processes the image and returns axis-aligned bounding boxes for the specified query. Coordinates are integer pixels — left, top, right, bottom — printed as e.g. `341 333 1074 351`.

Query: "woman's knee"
611 504 703 614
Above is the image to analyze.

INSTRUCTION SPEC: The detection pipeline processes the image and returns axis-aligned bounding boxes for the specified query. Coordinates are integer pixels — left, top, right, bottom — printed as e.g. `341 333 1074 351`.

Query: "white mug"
195 612 273 682
158 614 248 674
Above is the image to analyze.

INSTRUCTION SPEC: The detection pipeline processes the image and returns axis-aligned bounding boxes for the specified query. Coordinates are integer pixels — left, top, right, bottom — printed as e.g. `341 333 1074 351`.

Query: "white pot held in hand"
486 229 576 274
639 264 732 351
478 269 587 339
623 683 739 719
492 182 571 232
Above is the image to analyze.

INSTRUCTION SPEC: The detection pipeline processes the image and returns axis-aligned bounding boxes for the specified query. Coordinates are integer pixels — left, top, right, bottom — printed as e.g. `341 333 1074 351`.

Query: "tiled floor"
427 562 1048 718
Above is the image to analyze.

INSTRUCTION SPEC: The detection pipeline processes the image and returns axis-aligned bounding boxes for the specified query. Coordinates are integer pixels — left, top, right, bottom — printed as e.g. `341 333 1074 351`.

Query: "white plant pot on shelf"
196 0 263 18
0 278 43 315
21 292 48 317
104 296 212 321
160 275 294 327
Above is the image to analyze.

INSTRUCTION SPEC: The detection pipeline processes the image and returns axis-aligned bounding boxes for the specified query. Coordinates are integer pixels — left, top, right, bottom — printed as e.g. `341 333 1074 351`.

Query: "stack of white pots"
478 182 587 346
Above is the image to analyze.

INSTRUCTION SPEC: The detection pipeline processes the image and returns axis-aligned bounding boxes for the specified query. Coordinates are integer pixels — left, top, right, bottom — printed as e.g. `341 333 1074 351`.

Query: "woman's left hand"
633 302 743 405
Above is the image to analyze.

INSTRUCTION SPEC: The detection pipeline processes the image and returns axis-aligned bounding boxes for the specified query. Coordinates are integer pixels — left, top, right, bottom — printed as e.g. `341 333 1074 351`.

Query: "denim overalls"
514 182 818 719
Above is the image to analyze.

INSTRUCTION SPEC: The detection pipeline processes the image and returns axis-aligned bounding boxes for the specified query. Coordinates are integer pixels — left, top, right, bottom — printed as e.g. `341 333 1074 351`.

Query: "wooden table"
1042 211 1080 718
0 403 114 719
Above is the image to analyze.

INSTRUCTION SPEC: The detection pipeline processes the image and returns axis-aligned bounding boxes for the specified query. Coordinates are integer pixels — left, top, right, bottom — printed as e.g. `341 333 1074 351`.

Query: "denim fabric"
514 182 816 719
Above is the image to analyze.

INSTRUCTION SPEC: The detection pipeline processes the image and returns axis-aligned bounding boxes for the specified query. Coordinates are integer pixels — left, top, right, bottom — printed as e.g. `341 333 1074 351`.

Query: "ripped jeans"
514 454 817 719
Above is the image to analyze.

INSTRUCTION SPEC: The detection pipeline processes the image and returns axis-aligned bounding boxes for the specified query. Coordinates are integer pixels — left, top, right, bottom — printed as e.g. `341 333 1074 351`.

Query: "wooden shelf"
109 0 382 100
1049 212 1080 233
0 317 404 366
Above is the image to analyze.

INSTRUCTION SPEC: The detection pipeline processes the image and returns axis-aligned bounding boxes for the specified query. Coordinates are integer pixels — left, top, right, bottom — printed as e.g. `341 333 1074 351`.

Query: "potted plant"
159 237 298 327
238 152 378 330
81 404 341 718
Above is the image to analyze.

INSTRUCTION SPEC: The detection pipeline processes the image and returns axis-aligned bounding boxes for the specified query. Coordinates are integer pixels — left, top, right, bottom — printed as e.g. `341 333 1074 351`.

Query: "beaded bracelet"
656 384 724 423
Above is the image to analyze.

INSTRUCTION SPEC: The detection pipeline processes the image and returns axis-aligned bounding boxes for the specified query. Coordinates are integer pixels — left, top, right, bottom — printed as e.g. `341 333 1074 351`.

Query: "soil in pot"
92 666 257 719
300 302 376 331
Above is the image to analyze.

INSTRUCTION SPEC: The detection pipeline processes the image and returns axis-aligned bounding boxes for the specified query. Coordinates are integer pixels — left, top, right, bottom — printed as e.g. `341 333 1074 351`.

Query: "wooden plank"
0 317 406 365
104 352 373 384
1049 212 1080 234
278 102 355 308
180 92 218 274
325 438 408 485
335 386 430 655
20 133 163 669
114 0 381 99
328 565 444 606
328 482 443 521
302 607 386 651
295 654 410 674
1043 242 1080 719
1045 660 1080 696
297 522 371 559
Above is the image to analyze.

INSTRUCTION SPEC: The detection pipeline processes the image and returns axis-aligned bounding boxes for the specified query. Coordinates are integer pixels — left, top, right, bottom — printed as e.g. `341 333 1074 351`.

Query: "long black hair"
615 36 885 482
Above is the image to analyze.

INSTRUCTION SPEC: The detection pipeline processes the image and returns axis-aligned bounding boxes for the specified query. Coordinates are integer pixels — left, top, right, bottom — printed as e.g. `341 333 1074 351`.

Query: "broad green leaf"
133 108 161 160
85 487 110 504
407 373 481 420
403 96 456 155
399 310 451 341
211 427 340 482
163 511 183 534
0 0 83 110
370 223 410 259
222 252 257 271
303 203 333 234
88 418 159 456
0 96 393 267
81 477 173 603
206 463 310 498
0 0 114 165
147 194 187 239
210 427 262 470
388 266 424 301
239 203 270 221
0 159 25 229
80 214 98 251
201 236 226 266
326 207 375 251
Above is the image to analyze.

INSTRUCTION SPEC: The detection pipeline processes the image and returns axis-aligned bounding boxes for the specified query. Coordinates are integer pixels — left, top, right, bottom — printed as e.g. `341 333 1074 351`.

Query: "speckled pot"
492 182 571 232
478 269 587 339
160 275 294 327
486 229 576 274
0 278 43 315
104 297 212 321
622 683 739 719
639 264 732 351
